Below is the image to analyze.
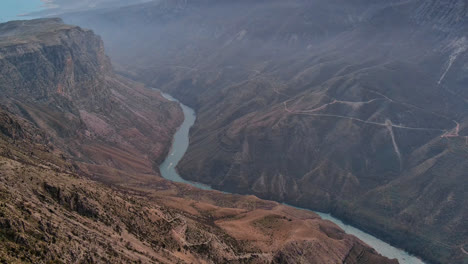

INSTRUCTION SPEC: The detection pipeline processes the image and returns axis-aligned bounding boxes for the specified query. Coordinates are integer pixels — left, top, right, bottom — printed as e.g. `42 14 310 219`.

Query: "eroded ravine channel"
159 92 426 264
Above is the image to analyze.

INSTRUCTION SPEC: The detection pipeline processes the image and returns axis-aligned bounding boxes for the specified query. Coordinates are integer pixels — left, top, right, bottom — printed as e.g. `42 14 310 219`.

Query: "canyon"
58 1 468 264
0 18 397 263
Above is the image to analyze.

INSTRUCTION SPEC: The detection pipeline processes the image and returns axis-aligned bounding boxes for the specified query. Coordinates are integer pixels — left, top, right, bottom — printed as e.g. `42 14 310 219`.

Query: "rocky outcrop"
0 18 183 179
0 18 111 105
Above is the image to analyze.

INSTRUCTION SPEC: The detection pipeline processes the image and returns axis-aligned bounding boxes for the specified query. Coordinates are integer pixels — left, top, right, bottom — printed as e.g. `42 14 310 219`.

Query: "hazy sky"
0 0 155 22
42 0 153 13
0 0 44 22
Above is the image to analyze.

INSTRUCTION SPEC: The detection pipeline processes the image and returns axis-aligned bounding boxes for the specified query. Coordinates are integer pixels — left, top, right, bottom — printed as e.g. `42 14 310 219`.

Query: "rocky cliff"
0 18 183 179
0 18 396 263
0 18 110 103
61 1 468 263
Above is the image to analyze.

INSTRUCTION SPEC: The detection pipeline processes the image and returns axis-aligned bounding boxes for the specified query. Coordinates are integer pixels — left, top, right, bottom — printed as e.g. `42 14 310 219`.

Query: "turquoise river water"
159 92 426 264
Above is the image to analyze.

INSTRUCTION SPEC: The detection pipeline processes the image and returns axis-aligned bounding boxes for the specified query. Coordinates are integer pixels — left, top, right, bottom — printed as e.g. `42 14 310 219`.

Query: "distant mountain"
0 18 396 264
60 1 468 263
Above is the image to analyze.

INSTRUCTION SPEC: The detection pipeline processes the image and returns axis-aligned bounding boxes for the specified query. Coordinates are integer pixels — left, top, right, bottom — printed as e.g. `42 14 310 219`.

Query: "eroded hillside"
0 18 396 264
60 1 468 263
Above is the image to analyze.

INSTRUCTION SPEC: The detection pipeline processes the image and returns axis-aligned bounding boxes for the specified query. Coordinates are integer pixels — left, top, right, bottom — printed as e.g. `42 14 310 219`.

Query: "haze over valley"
0 1 466 264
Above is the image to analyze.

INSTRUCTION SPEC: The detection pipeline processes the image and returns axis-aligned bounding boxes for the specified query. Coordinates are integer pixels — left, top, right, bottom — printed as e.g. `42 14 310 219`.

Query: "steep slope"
0 18 183 182
61 1 468 263
0 18 396 263
0 107 397 263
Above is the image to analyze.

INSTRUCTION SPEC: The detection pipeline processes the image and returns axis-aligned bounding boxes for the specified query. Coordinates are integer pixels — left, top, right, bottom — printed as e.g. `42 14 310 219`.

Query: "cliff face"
0 19 396 264
0 18 183 177
0 18 111 104
61 1 468 263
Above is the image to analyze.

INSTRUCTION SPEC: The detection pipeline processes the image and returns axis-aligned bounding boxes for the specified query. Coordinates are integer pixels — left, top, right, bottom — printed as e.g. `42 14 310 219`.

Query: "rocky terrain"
60 1 468 263
0 18 183 182
0 106 398 263
0 18 396 263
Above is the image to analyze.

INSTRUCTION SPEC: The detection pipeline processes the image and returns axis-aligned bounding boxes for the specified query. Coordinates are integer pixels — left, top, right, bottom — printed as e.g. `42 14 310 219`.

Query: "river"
159 92 426 264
